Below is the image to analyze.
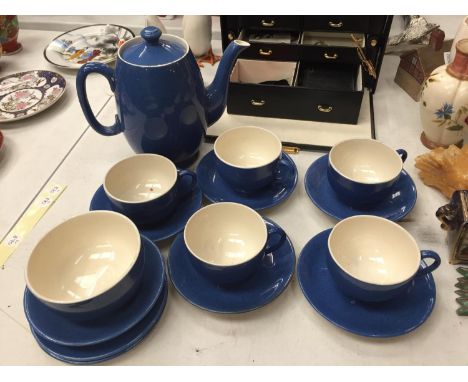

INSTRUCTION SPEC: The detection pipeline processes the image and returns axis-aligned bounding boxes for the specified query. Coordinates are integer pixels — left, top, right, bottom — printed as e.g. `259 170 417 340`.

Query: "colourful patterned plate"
0 70 66 123
44 24 135 69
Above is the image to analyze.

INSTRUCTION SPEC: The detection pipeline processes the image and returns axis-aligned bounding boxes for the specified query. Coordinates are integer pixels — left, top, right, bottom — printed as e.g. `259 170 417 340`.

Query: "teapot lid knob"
140 26 162 45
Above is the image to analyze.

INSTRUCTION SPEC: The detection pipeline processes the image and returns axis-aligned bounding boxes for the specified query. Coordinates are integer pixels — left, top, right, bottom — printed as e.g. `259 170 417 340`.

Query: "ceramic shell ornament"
420 39 468 148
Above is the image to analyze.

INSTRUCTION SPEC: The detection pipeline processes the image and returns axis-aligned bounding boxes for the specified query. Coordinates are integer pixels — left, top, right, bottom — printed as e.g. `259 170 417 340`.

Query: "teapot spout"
204 40 250 126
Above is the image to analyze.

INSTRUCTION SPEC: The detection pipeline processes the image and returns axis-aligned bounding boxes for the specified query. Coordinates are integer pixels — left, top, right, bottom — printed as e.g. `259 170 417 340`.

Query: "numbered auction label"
0 184 66 266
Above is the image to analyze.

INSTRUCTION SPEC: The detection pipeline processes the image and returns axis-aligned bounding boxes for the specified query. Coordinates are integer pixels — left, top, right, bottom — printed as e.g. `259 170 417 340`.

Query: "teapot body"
115 54 207 165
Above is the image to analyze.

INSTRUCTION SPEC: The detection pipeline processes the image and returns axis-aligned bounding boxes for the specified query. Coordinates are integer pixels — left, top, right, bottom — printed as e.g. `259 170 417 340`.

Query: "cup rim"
103 154 178 205
25 210 141 305
329 138 404 185
183 202 268 267
327 215 421 286
214 126 282 169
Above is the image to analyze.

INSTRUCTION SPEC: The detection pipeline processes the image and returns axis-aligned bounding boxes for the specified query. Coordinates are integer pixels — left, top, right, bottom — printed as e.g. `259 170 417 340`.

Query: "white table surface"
0 26 467 366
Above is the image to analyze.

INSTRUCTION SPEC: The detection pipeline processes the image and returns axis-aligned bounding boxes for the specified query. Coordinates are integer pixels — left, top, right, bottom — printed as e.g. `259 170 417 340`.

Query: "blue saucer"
297 229 436 338
304 154 417 221
24 235 166 347
196 150 298 211
90 183 202 242
168 217 295 314
31 281 168 364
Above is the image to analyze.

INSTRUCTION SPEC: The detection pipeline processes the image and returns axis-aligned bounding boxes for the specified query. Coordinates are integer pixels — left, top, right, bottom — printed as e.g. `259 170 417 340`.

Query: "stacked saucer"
168 203 295 314
23 212 167 364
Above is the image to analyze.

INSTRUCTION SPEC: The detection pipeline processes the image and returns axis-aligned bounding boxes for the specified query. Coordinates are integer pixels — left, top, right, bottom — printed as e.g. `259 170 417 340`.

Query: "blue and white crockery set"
23 26 441 364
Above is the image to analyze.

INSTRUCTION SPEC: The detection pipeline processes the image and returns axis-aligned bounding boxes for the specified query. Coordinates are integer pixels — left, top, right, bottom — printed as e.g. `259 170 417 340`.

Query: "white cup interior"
184 202 267 266
104 154 177 203
328 215 421 285
214 126 282 169
329 139 403 184
26 211 141 304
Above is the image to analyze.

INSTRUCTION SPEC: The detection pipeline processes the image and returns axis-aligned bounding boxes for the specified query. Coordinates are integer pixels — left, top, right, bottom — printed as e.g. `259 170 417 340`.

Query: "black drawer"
227 60 364 124
304 16 370 33
298 45 360 65
240 16 302 31
240 42 301 61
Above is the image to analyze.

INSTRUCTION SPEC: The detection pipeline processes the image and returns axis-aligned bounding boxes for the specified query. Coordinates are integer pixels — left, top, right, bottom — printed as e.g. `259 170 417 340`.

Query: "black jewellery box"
206 16 393 150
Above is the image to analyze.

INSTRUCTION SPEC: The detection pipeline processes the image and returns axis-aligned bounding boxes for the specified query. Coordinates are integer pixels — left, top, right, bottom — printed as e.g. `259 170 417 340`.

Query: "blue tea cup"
104 154 197 226
327 215 441 302
214 126 283 193
184 202 286 285
327 139 408 206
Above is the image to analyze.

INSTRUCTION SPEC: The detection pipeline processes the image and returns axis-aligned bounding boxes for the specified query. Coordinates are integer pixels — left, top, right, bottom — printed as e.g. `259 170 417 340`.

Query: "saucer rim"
30 280 168 364
90 183 202 242
24 235 166 347
168 217 296 314
304 154 417 222
297 228 436 338
196 150 298 211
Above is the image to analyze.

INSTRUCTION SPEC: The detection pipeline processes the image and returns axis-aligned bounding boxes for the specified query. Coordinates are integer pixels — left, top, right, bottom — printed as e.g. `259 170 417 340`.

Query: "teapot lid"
119 26 188 66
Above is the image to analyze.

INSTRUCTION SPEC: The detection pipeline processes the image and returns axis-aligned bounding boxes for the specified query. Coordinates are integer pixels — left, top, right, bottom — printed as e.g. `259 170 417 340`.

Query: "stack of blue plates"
23 236 167 364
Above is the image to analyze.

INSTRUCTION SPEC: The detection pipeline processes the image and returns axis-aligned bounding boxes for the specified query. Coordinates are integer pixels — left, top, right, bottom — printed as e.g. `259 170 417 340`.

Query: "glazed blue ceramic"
196 151 298 210
327 149 407 205
297 229 437 338
107 169 197 226
327 248 440 303
168 218 295 314
90 183 202 242
76 26 249 167
43 236 146 321
188 222 286 285
216 154 281 193
24 236 165 347
30 282 168 365
304 154 417 221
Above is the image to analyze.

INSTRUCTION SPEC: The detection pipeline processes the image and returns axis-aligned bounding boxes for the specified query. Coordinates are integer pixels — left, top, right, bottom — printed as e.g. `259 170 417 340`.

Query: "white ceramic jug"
420 39 468 148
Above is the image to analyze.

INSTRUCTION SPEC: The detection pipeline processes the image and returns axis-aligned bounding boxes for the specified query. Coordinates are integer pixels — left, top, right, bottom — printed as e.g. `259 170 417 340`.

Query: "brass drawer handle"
329 21 343 28
251 99 266 106
259 48 273 56
318 105 333 113
324 52 338 60
261 19 275 27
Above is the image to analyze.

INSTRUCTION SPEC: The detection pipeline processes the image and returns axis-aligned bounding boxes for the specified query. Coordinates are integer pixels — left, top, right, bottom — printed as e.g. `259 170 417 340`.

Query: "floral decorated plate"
44 24 135 69
0 70 66 123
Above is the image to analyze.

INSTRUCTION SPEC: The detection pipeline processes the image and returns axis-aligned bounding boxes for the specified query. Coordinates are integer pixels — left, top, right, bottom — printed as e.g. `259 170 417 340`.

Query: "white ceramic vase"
450 16 468 63
182 15 212 57
420 39 468 149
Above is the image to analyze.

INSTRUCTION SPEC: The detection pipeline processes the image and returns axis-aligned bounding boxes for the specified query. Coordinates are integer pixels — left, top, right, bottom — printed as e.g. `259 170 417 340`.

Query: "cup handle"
264 224 286 253
177 169 197 200
396 149 408 163
76 62 123 136
416 250 441 277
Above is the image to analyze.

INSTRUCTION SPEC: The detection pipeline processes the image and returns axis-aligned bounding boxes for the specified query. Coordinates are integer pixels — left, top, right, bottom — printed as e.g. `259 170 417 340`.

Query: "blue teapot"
76 26 249 166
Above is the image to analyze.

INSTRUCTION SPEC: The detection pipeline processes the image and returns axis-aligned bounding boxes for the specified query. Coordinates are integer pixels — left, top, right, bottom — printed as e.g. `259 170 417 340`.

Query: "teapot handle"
76 62 123 136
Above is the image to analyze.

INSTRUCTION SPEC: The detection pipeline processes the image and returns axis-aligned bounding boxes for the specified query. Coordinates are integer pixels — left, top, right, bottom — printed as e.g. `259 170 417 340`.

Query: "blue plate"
168 217 295 314
24 235 166 347
297 229 436 338
196 150 298 211
304 154 417 221
90 183 202 242
30 281 168 365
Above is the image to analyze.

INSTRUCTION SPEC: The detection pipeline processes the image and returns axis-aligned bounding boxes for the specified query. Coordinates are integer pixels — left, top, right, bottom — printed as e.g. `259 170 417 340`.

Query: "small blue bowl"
214 126 282 193
327 215 441 302
104 154 197 226
184 202 286 285
25 211 145 320
327 139 407 206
